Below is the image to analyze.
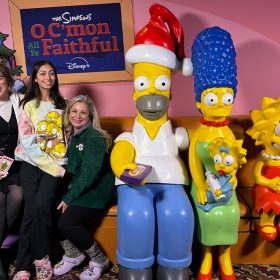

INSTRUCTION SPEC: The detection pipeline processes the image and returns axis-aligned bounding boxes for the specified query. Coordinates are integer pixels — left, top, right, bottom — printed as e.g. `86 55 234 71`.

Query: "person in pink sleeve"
13 60 67 280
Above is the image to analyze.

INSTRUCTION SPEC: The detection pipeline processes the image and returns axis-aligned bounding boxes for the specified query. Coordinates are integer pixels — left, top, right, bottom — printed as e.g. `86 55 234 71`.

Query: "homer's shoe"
119 266 153 280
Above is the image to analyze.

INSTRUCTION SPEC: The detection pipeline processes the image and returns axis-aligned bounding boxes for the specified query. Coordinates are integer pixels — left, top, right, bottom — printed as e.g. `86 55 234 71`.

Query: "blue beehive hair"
192 26 238 102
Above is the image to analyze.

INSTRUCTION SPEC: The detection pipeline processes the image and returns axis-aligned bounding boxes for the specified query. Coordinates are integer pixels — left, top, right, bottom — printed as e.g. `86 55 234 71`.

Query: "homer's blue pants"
117 183 194 269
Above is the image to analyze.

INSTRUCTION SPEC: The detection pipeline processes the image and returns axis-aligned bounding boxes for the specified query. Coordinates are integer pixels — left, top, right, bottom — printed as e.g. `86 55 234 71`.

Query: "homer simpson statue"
110 3 194 280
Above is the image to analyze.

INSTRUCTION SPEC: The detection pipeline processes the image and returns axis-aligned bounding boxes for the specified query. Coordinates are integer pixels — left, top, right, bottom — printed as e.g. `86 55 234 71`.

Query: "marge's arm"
189 131 208 204
229 176 238 190
110 140 137 178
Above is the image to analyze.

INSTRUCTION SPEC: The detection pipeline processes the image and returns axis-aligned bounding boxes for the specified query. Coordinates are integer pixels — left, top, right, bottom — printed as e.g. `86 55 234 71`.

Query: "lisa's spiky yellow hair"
208 137 247 167
246 97 280 146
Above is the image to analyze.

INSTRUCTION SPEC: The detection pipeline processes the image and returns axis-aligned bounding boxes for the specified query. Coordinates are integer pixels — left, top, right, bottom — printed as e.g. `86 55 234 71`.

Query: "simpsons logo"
19 3 126 75
30 22 120 56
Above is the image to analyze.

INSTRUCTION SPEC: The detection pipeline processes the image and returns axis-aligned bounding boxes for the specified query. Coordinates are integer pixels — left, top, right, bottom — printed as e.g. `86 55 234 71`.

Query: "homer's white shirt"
115 118 189 185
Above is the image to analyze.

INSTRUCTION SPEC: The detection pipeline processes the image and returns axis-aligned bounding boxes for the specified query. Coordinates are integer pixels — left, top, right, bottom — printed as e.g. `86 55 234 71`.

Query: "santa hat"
125 3 193 76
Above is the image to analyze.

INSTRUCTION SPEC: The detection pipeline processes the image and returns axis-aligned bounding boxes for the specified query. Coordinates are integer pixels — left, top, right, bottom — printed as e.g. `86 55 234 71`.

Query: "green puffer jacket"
63 126 114 209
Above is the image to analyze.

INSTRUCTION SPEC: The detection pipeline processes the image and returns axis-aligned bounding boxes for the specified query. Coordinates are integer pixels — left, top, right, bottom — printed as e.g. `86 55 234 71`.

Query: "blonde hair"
246 96 280 146
208 137 247 167
64 95 112 149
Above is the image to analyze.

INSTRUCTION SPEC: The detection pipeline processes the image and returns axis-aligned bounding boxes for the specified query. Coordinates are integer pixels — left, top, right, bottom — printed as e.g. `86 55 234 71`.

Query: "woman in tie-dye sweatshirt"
13 60 67 280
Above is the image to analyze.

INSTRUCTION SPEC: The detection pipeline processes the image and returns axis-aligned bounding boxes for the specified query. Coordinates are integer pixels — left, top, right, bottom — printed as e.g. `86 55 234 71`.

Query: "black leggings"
16 162 62 271
57 205 106 250
0 184 22 243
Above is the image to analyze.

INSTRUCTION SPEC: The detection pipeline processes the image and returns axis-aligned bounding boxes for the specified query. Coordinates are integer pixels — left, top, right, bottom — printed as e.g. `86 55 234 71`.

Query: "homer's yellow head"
36 120 47 134
132 62 171 121
46 122 62 138
46 111 60 121
125 4 193 121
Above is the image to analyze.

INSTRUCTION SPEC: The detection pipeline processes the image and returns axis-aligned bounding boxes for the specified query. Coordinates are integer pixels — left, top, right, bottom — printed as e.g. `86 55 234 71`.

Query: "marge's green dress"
191 142 240 246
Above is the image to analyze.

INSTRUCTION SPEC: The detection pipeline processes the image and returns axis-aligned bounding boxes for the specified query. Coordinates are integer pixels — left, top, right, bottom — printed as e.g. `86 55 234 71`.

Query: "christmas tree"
0 32 23 76
0 32 25 92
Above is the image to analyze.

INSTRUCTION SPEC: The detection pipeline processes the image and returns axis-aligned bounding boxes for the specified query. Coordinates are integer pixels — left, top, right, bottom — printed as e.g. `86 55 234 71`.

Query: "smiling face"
35 64 56 93
196 87 234 119
0 73 9 101
133 62 171 121
69 101 90 132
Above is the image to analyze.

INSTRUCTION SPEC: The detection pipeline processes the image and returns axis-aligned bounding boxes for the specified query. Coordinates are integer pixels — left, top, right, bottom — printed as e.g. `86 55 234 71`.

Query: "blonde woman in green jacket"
54 95 114 280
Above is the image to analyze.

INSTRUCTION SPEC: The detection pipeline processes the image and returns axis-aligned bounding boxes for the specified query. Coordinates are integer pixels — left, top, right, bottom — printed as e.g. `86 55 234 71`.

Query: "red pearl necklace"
200 117 229 127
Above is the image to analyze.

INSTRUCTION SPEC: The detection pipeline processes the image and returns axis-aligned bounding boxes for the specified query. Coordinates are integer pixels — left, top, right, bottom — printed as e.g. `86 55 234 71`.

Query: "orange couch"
93 116 280 265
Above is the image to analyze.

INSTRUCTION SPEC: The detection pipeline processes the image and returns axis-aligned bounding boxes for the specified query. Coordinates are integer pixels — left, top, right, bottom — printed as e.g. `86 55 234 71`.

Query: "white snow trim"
182 57 193 76
125 44 178 70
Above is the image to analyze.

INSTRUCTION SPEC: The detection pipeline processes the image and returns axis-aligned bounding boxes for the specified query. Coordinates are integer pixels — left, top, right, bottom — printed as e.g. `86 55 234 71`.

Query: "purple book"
120 163 152 185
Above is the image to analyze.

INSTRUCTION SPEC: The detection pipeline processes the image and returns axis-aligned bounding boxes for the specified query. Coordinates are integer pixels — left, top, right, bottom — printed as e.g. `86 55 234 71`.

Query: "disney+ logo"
66 57 90 71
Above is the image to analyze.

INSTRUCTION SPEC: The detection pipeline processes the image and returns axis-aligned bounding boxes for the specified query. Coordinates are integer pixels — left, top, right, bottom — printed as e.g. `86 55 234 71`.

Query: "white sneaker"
79 259 110 280
54 254 86 276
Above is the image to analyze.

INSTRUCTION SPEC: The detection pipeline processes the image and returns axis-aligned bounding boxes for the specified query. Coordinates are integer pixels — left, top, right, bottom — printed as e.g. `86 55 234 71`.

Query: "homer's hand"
111 140 136 178
118 163 138 178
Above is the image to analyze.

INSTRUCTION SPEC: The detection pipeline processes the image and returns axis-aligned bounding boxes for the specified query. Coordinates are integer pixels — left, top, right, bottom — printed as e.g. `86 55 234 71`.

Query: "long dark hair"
20 60 66 110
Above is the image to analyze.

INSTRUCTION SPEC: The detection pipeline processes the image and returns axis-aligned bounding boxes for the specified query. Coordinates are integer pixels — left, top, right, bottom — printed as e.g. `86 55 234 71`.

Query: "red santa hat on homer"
125 3 193 76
